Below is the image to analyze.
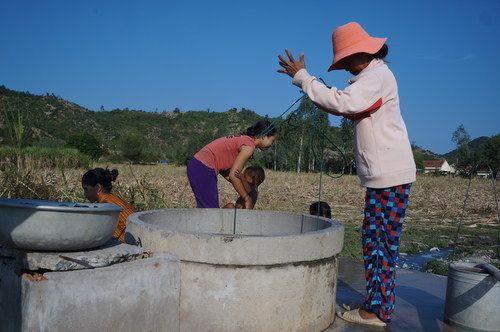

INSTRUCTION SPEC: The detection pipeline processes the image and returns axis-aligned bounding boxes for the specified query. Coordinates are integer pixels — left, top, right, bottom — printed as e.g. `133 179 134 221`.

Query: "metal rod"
233 207 237 235
452 164 477 255
488 165 499 260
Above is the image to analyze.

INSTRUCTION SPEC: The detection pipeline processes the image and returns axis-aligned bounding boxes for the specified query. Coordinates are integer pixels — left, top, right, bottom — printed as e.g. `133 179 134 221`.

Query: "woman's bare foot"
358 309 379 320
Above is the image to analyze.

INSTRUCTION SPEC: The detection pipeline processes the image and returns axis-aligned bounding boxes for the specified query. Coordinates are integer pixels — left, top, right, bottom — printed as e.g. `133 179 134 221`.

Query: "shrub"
66 133 103 160
120 133 144 163
424 259 449 276
0 146 91 169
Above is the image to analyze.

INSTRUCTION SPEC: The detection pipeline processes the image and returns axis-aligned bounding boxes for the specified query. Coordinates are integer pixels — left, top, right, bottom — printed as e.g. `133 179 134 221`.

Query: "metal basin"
0 198 122 251
444 262 500 331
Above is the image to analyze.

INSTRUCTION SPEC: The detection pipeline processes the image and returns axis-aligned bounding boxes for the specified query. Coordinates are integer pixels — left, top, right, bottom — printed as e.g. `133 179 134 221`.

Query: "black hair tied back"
82 167 119 193
243 120 278 137
109 169 119 182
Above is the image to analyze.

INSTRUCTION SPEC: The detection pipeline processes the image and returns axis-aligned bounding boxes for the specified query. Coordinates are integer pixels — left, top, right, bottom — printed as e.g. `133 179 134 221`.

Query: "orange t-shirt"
194 135 256 173
98 193 135 242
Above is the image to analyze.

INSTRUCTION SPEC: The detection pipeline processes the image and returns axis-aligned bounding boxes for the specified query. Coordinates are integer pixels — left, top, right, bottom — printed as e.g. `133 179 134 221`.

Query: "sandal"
336 308 387 327
341 303 361 311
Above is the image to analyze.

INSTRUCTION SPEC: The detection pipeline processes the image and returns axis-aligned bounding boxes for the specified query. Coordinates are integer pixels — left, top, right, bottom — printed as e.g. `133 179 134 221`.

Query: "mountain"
3 85 459 170
1 85 345 169
0 85 265 164
410 144 442 170
443 135 499 163
411 144 441 159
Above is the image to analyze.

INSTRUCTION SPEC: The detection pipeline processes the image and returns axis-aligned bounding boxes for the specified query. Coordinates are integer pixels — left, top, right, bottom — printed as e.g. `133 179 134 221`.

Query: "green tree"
271 97 333 173
340 118 355 174
452 124 470 147
1 106 31 150
451 124 472 173
480 135 500 178
120 132 144 163
66 133 103 160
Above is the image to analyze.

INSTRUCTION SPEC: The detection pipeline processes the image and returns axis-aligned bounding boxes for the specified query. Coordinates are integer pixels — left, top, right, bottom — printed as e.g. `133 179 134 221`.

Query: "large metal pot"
444 262 500 331
0 198 122 251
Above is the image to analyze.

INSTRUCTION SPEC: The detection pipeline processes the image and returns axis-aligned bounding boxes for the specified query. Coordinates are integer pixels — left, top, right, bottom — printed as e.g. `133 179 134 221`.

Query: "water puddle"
397 248 453 271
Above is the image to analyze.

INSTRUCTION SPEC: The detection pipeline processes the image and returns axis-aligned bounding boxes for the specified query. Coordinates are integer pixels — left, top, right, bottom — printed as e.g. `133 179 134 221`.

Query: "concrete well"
126 209 344 332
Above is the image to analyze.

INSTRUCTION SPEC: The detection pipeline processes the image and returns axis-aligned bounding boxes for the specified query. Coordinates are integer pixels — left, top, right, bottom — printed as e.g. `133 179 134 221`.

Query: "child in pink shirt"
187 120 277 208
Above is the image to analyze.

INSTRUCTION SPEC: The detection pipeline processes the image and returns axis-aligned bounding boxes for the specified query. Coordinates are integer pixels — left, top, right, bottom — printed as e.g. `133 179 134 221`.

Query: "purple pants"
187 157 219 208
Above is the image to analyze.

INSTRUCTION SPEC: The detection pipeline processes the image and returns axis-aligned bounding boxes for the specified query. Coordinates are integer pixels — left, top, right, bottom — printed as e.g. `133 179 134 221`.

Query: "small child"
309 201 332 219
82 168 135 242
224 166 265 209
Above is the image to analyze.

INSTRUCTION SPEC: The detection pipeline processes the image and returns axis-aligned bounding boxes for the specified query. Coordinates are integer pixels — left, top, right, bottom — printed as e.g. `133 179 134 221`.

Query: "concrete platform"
0 243 181 332
328 258 453 331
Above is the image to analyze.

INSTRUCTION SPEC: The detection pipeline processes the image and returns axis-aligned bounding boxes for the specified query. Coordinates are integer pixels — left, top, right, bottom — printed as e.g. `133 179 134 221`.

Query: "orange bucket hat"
328 22 387 71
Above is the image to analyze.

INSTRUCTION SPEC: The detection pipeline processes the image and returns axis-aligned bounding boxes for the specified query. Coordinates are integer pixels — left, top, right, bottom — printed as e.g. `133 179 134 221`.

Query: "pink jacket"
292 59 416 188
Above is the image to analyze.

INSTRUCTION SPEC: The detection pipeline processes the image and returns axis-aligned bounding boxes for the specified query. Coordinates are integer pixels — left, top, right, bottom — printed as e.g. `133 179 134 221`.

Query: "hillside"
443 135 498 163
410 144 442 170
0 85 271 162
0 85 342 168
3 85 469 172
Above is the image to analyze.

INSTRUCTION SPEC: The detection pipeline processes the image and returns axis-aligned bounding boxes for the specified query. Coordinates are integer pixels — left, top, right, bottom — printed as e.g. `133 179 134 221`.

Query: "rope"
488 166 500 260
451 164 499 265
451 164 477 256
259 94 306 137
257 86 348 222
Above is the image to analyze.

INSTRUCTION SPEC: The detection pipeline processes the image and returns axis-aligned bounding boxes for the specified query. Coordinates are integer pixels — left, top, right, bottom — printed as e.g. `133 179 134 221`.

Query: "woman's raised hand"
277 49 306 78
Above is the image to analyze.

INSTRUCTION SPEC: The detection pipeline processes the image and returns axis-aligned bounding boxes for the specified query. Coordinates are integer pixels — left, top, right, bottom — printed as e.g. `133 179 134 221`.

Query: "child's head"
309 201 332 219
328 22 388 75
243 120 279 151
244 166 265 187
81 168 119 202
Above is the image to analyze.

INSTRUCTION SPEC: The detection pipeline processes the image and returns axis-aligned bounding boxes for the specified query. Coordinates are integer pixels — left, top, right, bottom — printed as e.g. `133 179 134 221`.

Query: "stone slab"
0 240 146 271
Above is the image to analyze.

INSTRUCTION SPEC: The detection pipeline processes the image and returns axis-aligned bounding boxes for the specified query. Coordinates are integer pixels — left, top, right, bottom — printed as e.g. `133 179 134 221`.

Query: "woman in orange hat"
278 22 416 327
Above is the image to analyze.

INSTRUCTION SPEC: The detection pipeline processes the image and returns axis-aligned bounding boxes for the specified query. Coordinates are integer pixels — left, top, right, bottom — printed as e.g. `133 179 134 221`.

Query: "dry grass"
1 163 498 262
2 164 497 226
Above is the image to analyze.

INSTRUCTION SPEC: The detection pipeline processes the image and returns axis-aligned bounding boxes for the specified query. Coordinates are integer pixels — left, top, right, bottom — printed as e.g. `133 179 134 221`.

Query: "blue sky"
1 0 499 154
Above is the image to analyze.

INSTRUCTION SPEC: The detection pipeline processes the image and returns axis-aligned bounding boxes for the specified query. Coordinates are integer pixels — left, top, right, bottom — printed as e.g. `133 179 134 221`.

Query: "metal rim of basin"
0 198 122 251
127 208 345 266
448 262 500 283
0 198 122 213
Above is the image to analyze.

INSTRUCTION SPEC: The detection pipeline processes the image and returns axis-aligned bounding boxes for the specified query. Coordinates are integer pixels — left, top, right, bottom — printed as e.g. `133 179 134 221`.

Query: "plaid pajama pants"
362 183 412 323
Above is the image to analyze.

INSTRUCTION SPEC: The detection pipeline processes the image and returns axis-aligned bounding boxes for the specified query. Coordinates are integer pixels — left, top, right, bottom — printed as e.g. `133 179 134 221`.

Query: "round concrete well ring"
127 208 344 332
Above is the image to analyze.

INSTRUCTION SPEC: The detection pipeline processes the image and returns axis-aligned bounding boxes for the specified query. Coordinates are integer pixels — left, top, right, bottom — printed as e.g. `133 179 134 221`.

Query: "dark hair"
334 44 389 71
309 201 332 219
243 120 278 138
244 166 265 186
372 44 388 60
82 167 119 193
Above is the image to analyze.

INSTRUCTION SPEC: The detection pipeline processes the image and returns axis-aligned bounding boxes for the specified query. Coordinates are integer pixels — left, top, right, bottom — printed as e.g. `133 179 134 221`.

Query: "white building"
423 159 456 175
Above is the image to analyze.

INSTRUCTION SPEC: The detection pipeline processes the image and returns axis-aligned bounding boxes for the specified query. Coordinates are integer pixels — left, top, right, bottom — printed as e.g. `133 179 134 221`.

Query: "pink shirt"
194 135 256 173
